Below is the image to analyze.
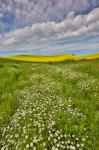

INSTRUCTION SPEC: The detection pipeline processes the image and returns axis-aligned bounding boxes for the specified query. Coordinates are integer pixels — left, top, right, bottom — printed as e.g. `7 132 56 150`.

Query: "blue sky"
0 0 99 56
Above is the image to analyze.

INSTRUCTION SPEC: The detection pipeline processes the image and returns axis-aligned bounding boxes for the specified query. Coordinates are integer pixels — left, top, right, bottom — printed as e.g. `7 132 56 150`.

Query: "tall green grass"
0 59 99 150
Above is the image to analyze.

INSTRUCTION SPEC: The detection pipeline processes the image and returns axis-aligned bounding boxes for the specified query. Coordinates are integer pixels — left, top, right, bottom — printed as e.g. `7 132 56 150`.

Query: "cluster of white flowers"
52 65 99 96
77 78 98 91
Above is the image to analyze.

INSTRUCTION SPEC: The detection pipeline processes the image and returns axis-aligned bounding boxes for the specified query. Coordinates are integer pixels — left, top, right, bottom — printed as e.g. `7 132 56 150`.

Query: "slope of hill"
0 53 99 62
81 53 99 60
8 54 76 62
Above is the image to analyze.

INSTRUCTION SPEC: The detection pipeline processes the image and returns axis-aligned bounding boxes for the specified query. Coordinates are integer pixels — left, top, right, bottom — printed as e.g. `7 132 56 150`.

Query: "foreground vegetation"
0 59 99 150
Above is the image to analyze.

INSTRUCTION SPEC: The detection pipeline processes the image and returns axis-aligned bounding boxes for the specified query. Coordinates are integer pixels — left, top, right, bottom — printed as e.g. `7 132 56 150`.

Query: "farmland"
1 53 99 63
0 58 99 150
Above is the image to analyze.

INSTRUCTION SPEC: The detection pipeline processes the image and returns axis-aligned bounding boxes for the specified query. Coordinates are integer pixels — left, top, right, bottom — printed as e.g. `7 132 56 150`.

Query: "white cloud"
0 0 99 27
0 7 99 54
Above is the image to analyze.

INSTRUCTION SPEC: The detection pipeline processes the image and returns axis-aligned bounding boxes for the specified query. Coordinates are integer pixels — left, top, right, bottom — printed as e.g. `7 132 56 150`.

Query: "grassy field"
0 58 99 150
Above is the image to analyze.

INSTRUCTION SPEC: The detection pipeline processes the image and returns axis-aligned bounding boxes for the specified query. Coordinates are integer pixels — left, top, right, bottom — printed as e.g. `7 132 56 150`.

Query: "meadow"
0 58 99 150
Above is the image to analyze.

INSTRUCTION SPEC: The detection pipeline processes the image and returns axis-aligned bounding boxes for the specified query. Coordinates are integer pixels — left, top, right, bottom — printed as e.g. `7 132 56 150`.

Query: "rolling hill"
0 53 99 62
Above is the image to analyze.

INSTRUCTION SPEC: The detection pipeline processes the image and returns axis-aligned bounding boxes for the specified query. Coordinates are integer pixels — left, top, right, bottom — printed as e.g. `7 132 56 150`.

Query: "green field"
0 59 99 150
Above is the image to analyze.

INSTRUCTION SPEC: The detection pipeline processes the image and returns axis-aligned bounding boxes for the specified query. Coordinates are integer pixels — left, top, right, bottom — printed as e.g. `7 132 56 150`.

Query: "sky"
0 0 99 56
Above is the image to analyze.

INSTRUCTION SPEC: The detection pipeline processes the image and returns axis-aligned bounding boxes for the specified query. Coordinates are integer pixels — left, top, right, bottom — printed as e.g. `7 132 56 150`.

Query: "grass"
0 58 99 150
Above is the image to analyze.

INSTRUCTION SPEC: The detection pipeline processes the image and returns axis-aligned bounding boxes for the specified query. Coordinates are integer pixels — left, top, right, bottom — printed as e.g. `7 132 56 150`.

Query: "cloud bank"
0 0 99 55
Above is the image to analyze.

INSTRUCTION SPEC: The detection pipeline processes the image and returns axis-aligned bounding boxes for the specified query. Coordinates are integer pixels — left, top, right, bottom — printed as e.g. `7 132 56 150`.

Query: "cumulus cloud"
0 0 99 55
0 0 99 30
0 7 99 54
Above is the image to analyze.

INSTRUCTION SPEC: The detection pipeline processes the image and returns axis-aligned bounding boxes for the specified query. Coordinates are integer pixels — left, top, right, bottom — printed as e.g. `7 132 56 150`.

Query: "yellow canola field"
2 53 99 62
